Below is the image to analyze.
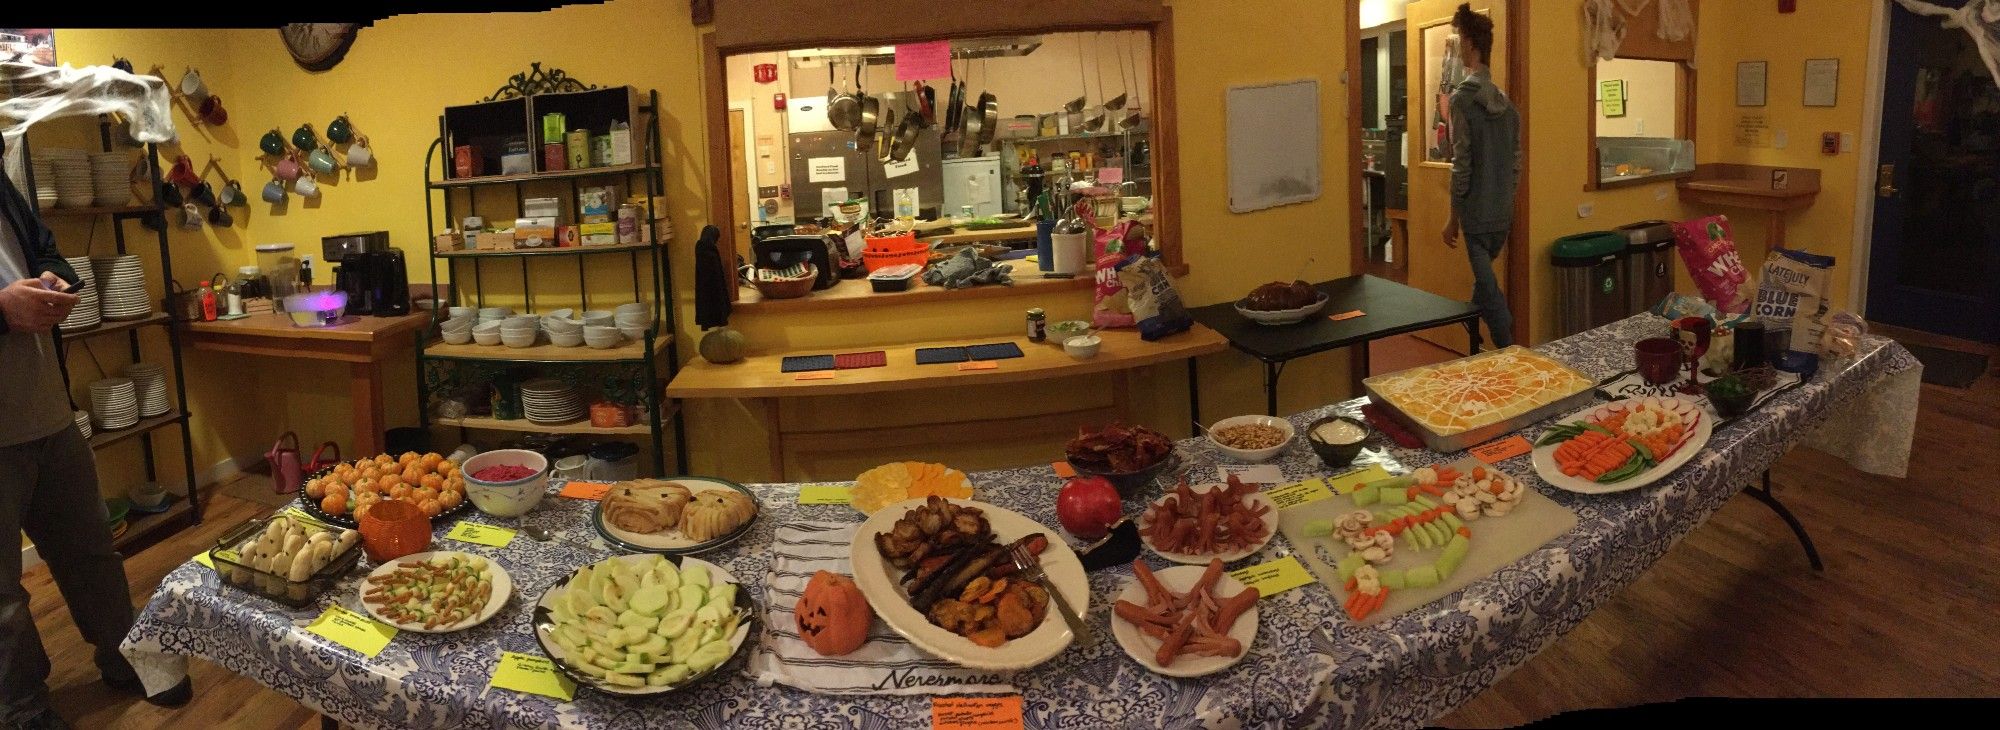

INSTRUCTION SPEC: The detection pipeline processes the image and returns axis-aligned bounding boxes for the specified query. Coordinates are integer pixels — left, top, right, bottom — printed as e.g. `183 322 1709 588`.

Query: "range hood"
786 37 1043 68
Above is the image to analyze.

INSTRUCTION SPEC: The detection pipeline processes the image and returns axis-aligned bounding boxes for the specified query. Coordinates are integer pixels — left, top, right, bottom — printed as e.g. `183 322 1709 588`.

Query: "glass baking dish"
210 513 364 607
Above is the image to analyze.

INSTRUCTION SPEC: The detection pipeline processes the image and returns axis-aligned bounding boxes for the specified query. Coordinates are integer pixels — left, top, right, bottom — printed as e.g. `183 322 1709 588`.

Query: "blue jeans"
1465 230 1515 348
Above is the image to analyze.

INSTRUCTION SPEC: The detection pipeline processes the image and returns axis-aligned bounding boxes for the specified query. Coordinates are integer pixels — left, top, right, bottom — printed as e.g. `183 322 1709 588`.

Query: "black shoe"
101 674 192 708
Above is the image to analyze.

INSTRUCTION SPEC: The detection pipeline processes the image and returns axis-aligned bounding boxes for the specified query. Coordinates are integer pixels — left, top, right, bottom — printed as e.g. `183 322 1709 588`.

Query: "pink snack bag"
1672 214 1753 314
1091 221 1142 329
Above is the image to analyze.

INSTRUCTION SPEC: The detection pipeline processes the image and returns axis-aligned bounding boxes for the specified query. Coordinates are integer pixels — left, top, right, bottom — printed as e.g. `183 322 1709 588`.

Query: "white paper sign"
883 156 919 179
820 187 850 215
807 157 846 183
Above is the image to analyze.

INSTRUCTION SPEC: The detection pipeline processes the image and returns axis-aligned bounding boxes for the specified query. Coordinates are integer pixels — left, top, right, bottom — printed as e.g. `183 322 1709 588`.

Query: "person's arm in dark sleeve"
1449 92 1477 219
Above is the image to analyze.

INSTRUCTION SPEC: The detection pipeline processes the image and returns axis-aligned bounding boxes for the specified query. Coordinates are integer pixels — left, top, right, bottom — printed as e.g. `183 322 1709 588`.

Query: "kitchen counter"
182 309 430 454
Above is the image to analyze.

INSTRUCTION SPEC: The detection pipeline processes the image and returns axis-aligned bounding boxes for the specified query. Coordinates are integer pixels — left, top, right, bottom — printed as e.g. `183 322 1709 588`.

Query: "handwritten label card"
797 485 852 505
1217 464 1283 485
1469 435 1533 464
1051 461 1077 478
1264 479 1333 510
306 604 397 658
1329 309 1367 322
446 521 516 548
1228 556 1316 598
558 481 611 500
1325 464 1392 495
932 696 1024 729
795 371 837 381
957 361 999 371
895 41 951 81
490 651 576 702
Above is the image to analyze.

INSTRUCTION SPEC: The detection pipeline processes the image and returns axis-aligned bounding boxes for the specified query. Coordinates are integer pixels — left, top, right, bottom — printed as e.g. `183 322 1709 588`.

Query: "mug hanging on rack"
345 136 374 167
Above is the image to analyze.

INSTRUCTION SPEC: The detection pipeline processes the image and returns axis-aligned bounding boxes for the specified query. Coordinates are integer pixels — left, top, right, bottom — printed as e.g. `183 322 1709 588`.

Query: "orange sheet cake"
1362 346 1594 436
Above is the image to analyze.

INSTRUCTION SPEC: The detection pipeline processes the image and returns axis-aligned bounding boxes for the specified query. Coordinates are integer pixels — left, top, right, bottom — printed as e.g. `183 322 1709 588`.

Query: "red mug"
543 143 567 172
1634 337 1683 385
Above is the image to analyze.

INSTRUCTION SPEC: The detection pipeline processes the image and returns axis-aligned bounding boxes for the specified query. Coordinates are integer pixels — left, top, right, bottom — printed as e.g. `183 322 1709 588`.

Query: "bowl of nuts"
1205 415 1295 463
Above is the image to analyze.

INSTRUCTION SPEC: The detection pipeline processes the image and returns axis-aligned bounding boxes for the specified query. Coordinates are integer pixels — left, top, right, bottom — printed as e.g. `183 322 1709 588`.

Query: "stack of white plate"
125 363 171 417
57 255 102 333
89 378 139 430
43 148 94 208
91 152 133 207
30 156 57 209
91 255 153 320
521 379 586 425
74 410 92 441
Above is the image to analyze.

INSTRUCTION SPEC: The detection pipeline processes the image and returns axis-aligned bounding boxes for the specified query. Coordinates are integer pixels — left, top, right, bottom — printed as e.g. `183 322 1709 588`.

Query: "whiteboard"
1227 79 1322 213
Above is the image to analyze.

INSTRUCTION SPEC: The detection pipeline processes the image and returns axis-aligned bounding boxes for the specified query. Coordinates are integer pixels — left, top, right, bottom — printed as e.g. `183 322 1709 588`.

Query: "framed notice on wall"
1803 58 1839 107
1599 79 1627 117
1736 61 1767 107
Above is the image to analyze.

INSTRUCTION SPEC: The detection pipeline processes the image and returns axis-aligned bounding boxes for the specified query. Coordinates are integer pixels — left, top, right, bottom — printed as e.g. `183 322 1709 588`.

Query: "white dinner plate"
1110 564 1260 677
1530 397 1713 495
1137 484 1279 565
848 497 1087 671
357 550 513 633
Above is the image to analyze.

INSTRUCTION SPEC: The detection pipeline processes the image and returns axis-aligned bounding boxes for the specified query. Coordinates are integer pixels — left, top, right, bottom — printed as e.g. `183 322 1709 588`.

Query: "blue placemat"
966 342 1025 360
914 347 969 365
781 355 836 373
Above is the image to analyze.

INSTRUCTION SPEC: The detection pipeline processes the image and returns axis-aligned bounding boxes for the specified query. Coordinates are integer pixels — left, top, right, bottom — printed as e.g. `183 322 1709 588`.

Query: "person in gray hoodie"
1441 3 1520 348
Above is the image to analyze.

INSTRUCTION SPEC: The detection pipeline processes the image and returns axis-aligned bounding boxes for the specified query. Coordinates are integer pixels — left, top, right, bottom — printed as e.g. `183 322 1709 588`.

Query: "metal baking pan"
1362 350 1598 453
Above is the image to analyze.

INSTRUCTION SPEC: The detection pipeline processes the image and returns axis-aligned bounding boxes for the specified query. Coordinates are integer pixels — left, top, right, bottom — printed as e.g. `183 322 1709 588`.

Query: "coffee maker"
324 232 410 316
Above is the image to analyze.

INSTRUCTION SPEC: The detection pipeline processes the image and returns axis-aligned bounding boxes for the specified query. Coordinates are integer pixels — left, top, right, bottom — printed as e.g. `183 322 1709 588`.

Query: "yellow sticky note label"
193 550 214 569
932 696 1024 729
1228 556 1316 598
490 651 575 702
798 485 852 505
957 361 999 371
306 604 397 658
1325 464 1392 495
795 371 837 381
1264 479 1334 510
446 521 516 548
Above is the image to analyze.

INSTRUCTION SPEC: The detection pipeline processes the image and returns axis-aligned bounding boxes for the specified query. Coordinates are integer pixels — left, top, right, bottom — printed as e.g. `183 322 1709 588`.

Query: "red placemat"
835 351 887 369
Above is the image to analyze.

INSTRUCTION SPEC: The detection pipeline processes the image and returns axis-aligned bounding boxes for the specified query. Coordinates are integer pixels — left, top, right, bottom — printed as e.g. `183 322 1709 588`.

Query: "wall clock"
281 24 359 72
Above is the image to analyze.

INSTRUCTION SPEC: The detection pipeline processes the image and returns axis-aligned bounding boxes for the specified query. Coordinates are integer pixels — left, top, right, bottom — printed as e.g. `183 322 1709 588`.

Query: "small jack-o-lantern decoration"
795 570 871 656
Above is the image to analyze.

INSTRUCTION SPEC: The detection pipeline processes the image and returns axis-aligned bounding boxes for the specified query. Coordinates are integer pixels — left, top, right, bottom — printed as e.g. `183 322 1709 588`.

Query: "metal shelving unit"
415 85 686 475
21 119 203 556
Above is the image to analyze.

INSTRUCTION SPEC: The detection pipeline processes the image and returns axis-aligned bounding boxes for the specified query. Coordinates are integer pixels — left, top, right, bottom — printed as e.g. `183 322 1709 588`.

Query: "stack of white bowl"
438 315 475 345
30 156 57 209
125 362 171 417
448 306 476 322
477 307 513 325
89 378 139 430
57 255 102 332
91 152 132 207
472 320 502 346
91 255 152 320
43 148 94 208
613 302 651 341
520 378 586 424
542 309 584 347
500 315 539 348
73 410 92 441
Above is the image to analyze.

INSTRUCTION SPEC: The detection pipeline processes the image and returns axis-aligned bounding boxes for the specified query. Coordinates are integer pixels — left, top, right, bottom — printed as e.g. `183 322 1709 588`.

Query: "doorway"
1867 0 2000 343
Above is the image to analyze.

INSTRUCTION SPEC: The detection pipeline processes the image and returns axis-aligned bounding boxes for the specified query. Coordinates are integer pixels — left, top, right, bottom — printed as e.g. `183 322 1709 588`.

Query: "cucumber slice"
1411 495 1439 509
1381 487 1408 505
1301 518 1335 538
1352 486 1380 506
1363 475 1417 491
1379 569 1406 590
1337 552 1366 581
1438 536 1470 577
1412 521 1433 549
1441 513 1464 530
1426 520 1451 546
1405 565 1439 588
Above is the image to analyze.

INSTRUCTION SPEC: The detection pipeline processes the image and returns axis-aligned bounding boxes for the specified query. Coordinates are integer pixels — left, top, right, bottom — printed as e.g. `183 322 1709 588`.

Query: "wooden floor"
22 334 1998 729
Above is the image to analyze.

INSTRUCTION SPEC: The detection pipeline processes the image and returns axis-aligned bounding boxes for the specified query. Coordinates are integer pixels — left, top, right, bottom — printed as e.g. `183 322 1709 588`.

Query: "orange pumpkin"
795 571 871 656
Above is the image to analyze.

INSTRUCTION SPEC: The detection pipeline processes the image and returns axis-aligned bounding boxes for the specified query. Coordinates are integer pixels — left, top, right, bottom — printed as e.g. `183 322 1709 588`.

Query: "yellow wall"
42 0 1360 486
1690 0 1874 309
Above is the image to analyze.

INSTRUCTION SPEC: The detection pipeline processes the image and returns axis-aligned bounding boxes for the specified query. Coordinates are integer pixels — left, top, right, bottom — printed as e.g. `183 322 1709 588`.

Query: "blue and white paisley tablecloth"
120 314 1918 729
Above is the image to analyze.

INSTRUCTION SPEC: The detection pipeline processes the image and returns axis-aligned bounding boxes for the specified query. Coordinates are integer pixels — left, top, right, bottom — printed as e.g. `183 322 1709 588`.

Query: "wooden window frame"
701 1 1181 302
1586 57 1699 191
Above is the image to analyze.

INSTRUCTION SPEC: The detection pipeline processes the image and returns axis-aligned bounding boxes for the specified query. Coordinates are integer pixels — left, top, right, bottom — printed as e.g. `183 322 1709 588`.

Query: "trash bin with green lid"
1552 231 1629 338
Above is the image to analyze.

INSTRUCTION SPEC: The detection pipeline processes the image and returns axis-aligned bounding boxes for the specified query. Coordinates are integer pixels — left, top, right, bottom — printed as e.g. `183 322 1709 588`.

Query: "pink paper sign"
895 41 951 81
1096 167 1124 185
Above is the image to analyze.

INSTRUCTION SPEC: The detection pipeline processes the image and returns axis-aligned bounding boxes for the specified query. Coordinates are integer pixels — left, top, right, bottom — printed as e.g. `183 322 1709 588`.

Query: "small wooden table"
182 310 430 455
667 326 1228 479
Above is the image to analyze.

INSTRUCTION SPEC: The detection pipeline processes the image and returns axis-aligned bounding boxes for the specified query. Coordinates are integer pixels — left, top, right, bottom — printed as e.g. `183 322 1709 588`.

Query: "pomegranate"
1056 476 1124 540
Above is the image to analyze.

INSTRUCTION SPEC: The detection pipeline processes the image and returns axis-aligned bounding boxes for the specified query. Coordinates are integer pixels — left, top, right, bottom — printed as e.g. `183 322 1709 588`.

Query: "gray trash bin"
1617 220 1677 316
1552 231 1629 338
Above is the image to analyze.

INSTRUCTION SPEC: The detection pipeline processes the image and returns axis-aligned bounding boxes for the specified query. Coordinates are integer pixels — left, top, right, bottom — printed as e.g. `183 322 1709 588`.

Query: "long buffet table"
120 314 1919 728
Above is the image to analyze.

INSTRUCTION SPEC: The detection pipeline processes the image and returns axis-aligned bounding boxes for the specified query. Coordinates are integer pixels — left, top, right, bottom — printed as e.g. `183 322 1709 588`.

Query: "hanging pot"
977 91 1000 144
827 61 859 132
890 113 919 163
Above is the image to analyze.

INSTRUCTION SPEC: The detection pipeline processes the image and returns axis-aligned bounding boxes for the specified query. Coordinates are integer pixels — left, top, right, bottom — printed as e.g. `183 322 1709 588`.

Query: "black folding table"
1187 274 1484 418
